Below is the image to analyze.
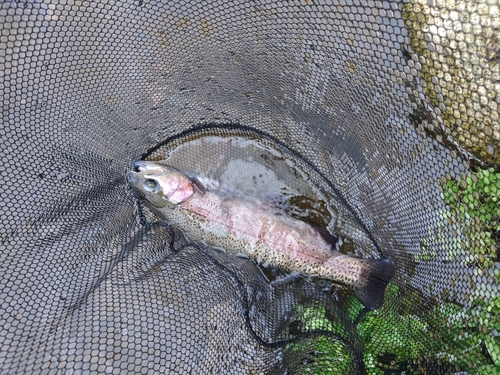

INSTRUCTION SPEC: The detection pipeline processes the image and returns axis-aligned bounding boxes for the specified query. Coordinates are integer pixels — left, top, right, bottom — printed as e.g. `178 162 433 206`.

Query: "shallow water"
145 132 380 260
158 136 333 226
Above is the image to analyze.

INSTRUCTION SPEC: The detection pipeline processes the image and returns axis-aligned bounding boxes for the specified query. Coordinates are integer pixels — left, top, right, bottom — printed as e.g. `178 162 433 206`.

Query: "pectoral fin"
190 176 206 194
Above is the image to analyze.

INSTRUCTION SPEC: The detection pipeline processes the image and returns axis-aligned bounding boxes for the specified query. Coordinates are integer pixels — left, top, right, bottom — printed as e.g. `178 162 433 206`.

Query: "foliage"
346 284 429 374
402 166 499 374
292 167 500 374
345 284 500 375
427 296 500 373
291 305 343 334
440 168 500 269
285 335 351 375
284 305 351 374
413 210 462 263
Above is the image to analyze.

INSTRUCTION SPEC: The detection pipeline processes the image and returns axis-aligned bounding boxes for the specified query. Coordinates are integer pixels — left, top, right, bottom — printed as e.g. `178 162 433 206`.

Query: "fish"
126 161 395 309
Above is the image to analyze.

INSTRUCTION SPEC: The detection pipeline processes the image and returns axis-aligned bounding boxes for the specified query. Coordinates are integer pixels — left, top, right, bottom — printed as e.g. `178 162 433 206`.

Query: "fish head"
126 161 195 207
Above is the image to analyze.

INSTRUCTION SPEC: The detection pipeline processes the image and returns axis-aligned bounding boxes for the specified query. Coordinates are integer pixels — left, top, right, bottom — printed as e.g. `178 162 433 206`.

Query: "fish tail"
351 258 396 310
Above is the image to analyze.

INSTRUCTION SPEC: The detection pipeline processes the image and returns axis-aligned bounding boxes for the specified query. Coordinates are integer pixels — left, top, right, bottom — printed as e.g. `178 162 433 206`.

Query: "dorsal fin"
315 228 339 248
261 193 287 211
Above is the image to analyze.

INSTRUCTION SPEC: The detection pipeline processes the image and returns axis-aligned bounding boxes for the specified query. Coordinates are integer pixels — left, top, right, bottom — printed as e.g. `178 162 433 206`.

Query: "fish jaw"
127 161 196 207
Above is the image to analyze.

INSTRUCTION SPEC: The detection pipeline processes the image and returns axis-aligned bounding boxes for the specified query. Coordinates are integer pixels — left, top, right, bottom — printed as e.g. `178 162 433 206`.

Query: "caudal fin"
352 258 395 310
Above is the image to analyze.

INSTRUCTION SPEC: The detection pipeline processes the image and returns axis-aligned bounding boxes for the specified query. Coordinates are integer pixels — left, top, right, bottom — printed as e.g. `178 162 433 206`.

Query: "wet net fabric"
1 1 499 374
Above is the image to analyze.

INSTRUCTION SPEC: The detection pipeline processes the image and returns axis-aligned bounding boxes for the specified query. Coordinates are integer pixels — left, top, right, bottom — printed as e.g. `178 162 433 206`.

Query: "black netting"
1 1 499 374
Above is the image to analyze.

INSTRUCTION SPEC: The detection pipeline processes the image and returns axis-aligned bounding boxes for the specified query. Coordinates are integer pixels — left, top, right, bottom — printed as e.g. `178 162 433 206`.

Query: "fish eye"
143 179 158 192
314 279 330 289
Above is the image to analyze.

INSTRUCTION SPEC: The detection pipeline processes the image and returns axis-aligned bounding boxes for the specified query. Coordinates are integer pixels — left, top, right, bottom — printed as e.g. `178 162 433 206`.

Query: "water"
145 131 380 260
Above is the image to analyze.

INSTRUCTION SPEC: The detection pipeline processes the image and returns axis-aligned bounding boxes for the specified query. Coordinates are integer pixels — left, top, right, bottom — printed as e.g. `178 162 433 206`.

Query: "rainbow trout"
127 161 395 309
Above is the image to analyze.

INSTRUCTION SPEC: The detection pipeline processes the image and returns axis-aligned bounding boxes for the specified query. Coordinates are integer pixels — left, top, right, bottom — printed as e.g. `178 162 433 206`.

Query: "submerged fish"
127 161 395 309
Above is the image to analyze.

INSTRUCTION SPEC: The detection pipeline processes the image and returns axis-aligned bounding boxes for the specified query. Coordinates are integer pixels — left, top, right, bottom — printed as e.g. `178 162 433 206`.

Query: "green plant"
284 305 352 374
427 297 500 374
344 167 500 374
344 284 500 375
414 168 500 269
286 336 351 375
346 285 429 374
291 305 343 334
290 167 500 374
413 210 462 263
441 167 500 269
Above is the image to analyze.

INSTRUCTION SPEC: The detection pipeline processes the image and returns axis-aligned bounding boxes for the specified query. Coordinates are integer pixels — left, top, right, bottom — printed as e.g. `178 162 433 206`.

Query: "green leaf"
484 336 500 366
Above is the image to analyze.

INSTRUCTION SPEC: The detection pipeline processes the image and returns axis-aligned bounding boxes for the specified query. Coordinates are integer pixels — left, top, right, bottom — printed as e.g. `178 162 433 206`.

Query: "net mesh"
1 0 499 374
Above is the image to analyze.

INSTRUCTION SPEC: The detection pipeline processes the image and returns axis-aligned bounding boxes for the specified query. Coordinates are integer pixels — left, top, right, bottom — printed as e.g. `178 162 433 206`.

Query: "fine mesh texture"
1 1 499 374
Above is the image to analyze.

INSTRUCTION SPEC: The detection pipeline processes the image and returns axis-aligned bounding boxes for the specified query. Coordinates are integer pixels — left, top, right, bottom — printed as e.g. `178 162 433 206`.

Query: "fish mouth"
127 161 152 185
133 160 161 172
127 161 166 186
126 170 139 185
